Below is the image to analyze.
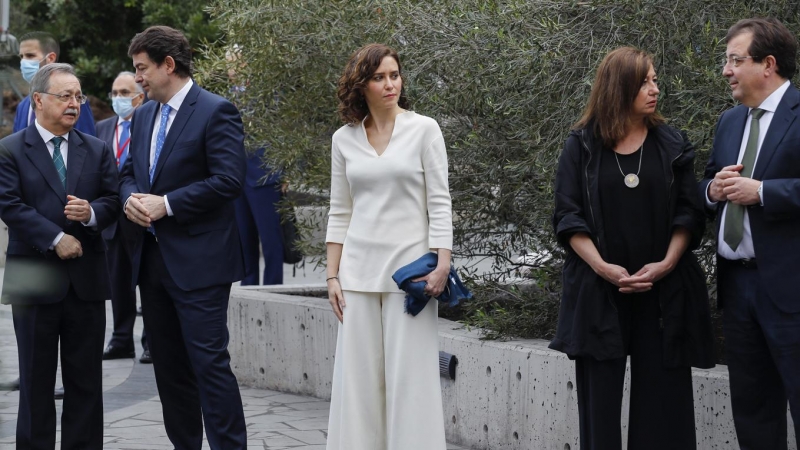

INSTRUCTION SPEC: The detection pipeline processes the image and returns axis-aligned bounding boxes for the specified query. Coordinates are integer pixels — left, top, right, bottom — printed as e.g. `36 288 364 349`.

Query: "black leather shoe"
102 344 135 360
0 377 19 391
54 386 64 399
139 349 152 364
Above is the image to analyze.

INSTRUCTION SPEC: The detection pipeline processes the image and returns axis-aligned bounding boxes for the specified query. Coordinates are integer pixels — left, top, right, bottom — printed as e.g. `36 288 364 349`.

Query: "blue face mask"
112 96 138 119
20 59 41 83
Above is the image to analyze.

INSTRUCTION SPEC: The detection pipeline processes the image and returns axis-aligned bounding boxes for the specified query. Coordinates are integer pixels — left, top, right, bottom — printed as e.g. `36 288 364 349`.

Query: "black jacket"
550 123 715 369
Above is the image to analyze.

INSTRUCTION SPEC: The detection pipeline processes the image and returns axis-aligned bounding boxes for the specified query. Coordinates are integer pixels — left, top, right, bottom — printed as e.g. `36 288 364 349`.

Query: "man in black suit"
0 63 119 449
120 26 247 449
702 18 800 450
96 71 151 363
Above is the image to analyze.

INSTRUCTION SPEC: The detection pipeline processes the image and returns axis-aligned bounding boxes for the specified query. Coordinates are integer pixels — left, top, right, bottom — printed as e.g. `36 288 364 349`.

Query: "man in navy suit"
96 71 150 363
235 148 285 285
15 32 96 136
702 18 800 450
0 63 119 449
119 26 247 449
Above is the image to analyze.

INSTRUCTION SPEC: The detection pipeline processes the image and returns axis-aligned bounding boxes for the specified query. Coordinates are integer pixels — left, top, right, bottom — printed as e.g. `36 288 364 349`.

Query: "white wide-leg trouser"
326 290 447 450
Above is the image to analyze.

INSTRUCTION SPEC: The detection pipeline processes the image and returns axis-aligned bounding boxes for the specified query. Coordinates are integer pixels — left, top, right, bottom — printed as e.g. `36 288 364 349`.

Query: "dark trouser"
719 259 800 450
106 232 147 351
235 184 284 286
575 292 696 450
12 290 105 450
139 233 246 450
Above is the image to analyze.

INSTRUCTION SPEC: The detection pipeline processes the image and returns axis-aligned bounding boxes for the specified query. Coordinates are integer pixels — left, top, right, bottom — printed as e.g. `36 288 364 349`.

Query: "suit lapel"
134 102 159 191
721 107 748 168
753 86 800 180
66 130 87 195
24 126 67 203
151 83 198 186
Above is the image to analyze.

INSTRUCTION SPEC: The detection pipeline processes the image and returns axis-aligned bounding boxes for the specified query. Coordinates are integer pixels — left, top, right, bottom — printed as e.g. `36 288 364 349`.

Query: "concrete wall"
228 286 796 450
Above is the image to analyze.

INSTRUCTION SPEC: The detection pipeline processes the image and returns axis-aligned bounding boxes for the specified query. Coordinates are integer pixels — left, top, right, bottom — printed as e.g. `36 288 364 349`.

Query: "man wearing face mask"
96 72 150 363
13 31 96 136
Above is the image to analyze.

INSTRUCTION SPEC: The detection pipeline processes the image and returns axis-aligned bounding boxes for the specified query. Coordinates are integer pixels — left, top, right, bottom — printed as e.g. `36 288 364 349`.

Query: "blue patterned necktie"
51 136 67 189
118 121 131 167
150 103 172 183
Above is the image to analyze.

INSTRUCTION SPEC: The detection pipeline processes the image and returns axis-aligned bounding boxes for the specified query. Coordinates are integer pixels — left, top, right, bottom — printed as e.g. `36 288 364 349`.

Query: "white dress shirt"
34 120 97 248
708 80 791 260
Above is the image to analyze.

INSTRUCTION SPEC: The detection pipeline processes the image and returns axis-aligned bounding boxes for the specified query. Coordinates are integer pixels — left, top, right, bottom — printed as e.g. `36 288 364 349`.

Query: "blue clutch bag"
391 253 473 316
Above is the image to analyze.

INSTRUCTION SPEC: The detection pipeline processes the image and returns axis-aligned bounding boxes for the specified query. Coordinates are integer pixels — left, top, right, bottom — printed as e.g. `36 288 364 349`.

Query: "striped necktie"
51 136 67 189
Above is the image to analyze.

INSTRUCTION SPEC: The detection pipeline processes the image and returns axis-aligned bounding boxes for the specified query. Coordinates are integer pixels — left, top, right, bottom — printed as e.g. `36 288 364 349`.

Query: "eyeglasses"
722 55 759 68
108 89 139 99
39 92 88 104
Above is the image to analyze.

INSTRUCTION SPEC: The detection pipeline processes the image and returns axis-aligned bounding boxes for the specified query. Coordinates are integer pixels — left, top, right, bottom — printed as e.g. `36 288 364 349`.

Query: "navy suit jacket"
14 95 97 136
0 125 120 305
702 84 800 313
245 148 281 187
119 82 246 291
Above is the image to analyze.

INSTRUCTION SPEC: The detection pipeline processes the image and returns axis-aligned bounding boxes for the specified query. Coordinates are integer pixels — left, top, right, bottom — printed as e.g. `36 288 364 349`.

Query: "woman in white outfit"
325 43 453 450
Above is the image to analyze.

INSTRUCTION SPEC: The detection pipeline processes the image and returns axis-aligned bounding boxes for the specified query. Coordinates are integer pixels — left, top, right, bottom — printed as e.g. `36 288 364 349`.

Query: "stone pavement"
0 261 467 449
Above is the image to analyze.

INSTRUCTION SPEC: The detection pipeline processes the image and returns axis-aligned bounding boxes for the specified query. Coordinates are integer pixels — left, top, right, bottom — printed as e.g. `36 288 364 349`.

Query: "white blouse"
326 111 453 293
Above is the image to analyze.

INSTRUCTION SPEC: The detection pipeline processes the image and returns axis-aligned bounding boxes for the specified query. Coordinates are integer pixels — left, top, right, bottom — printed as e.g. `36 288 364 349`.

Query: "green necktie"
723 108 765 251
51 136 67 189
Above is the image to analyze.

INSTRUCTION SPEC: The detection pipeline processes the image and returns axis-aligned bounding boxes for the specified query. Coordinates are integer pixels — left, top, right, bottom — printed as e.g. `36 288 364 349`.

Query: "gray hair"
30 63 77 97
116 71 144 94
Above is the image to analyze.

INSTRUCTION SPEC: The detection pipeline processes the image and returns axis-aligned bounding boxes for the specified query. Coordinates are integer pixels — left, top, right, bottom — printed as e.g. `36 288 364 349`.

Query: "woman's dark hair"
725 17 798 80
573 47 664 148
337 43 410 125
128 26 193 78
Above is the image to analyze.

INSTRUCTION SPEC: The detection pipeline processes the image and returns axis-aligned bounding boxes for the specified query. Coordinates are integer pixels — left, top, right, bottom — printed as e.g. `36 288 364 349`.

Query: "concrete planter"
228 286 795 450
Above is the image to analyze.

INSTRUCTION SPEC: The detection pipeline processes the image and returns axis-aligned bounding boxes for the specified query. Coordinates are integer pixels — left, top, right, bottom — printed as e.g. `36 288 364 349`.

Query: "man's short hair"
128 26 193 78
30 63 76 98
116 71 144 94
19 31 60 60
726 18 798 80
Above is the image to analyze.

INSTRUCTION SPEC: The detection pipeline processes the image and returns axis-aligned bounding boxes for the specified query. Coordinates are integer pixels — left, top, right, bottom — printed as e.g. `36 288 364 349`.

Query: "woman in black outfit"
551 47 715 449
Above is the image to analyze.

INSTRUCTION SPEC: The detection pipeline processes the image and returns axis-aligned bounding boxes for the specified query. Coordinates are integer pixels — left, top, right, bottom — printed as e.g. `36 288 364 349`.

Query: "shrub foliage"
196 0 800 339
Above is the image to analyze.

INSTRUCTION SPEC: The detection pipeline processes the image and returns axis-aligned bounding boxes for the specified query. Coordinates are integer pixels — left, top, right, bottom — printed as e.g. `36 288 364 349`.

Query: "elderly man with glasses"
0 62 119 449
96 71 151 364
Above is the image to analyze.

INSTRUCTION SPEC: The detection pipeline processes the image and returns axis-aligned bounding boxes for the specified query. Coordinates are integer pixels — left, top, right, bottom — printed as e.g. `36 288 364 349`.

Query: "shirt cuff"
704 181 718 208
758 182 764 206
81 207 97 227
50 231 65 250
164 195 173 216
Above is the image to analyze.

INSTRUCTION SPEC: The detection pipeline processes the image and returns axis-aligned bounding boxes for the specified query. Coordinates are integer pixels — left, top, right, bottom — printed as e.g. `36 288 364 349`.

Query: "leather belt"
719 256 756 269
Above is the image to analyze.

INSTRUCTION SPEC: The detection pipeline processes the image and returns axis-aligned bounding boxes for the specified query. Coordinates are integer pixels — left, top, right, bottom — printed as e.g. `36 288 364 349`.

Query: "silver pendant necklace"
614 138 645 188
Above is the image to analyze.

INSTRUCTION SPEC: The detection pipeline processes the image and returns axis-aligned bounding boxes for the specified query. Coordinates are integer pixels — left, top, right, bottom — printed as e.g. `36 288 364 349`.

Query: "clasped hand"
709 164 761 205
597 261 672 294
125 193 167 227
412 266 449 298
55 234 82 260
64 195 91 223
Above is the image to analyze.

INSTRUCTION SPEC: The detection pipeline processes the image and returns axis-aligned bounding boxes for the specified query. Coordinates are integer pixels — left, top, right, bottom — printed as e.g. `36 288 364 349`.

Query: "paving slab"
0 265 469 449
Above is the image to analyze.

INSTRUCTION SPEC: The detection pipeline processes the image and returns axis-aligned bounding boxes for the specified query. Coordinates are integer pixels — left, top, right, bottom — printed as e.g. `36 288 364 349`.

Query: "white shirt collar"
753 80 791 114
164 78 194 113
34 120 69 144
